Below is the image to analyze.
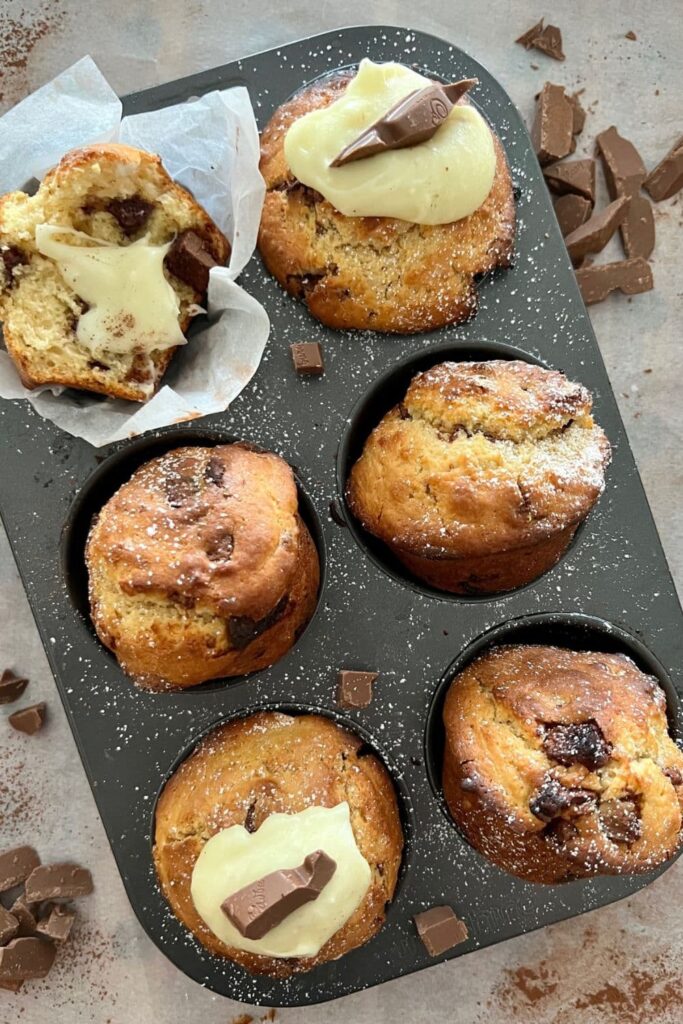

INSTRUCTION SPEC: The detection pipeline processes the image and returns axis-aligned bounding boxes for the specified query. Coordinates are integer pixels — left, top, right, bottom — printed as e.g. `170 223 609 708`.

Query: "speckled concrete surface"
1 2 682 1021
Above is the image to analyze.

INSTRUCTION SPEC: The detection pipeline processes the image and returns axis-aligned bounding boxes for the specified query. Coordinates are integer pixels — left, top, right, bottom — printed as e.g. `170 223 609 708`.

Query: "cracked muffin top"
154 712 403 975
443 645 683 881
346 359 611 558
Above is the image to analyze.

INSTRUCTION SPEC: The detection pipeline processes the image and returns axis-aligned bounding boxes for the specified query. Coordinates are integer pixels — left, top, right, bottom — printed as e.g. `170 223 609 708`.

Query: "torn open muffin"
0 143 229 401
442 644 683 883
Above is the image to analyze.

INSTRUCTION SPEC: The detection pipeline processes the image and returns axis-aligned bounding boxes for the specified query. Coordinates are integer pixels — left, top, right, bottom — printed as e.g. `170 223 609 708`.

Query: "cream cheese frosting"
284 59 497 225
190 802 371 958
35 223 185 358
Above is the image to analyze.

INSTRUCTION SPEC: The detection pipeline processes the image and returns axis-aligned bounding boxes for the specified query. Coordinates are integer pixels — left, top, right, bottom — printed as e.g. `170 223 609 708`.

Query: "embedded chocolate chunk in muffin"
542 720 611 770
165 230 219 292
107 196 154 234
529 777 596 822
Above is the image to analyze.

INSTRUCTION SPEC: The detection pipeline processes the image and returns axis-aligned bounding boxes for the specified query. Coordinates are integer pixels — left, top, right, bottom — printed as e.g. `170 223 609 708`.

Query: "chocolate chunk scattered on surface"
9 896 37 938
531 24 565 61
0 669 29 704
544 159 596 201
36 905 75 943
595 126 654 258
164 229 218 292
290 342 324 376
644 135 683 201
0 937 56 983
107 196 154 235
554 194 592 236
223 850 337 940
8 702 46 735
0 907 19 946
337 670 378 709
543 721 612 770
0 847 40 893
24 863 93 902
331 78 477 167
516 18 545 49
564 196 630 264
600 798 642 844
568 92 586 134
532 83 574 165
576 257 654 305
414 906 468 956
625 30 637 40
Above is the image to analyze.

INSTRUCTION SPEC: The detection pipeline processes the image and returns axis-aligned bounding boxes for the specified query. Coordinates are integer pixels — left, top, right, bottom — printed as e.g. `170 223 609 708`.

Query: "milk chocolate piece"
0 247 27 286
516 19 544 48
600 798 642 844
532 84 574 165
530 777 596 822
0 937 56 982
554 194 592 236
36 905 76 943
9 703 46 735
331 78 477 167
290 342 324 376
9 896 37 937
564 196 630 265
414 906 468 956
24 863 93 902
0 907 19 946
532 24 565 61
544 159 596 202
0 847 40 893
108 196 154 235
337 670 378 709
222 850 337 940
575 257 653 305
164 230 218 292
625 30 637 40
0 670 29 704
595 126 655 258
569 92 586 135
644 136 683 201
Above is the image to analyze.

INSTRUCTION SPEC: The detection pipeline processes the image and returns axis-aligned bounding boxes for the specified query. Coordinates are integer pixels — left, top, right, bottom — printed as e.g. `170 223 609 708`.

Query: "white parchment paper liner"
0 56 269 447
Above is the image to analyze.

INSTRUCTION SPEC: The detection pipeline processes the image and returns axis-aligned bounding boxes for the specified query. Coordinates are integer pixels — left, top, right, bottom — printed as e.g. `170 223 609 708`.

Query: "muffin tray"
1 24 683 1008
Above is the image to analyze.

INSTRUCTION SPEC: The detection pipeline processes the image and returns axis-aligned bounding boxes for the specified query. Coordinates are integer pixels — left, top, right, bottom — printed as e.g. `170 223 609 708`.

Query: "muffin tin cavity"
336 339 595 602
60 427 326 675
424 612 683 820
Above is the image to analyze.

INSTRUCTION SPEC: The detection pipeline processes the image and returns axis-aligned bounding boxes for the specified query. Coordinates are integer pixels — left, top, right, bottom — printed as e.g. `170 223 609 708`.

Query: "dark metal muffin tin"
0 25 682 1008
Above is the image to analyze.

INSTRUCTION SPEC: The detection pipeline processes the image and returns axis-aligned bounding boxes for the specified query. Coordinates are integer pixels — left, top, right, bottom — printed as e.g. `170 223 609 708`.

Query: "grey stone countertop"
1 1 682 1021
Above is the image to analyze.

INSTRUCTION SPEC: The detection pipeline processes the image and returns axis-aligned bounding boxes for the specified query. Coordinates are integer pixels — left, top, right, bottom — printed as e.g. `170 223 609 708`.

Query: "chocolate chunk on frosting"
222 850 337 940
331 78 477 167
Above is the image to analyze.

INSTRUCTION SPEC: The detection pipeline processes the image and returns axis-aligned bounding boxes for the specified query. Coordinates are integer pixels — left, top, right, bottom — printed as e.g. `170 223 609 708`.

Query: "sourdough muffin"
0 143 229 400
154 711 403 975
85 444 319 689
443 644 683 883
258 71 514 333
346 359 611 594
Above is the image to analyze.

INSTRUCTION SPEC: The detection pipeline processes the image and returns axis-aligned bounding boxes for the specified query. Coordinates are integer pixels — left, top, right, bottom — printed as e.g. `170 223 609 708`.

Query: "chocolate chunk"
24 863 93 902
331 78 477 167
204 455 225 486
529 777 596 822
516 18 544 48
576 257 653 305
204 529 234 563
164 230 218 292
222 850 337 940
0 937 56 983
543 720 612 770
595 127 655 258
0 246 27 287
554 194 592 236
625 30 637 40
665 766 683 786
337 670 378 709
290 342 324 376
600 798 642 844
644 136 683 201
569 92 586 135
9 703 46 735
0 848 40 893
0 907 19 946
564 196 630 265
36 905 75 943
9 896 37 937
532 24 565 61
227 593 289 650
164 462 200 507
414 906 468 957
107 196 154 235
544 159 596 202
0 670 29 705
532 84 574 165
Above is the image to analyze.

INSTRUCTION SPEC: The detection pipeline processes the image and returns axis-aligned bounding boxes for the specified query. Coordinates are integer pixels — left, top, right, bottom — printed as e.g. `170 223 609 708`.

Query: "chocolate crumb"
625 30 637 40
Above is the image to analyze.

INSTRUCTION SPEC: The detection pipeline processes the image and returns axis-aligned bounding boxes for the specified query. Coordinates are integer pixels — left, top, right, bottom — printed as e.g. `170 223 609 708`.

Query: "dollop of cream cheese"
35 223 185 358
190 802 371 958
284 60 497 225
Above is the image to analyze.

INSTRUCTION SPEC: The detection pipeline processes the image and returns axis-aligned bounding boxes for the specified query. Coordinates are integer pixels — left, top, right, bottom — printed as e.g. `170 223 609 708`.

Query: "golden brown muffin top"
443 644 683 874
86 444 303 626
346 359 611 558
154 712 403 975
